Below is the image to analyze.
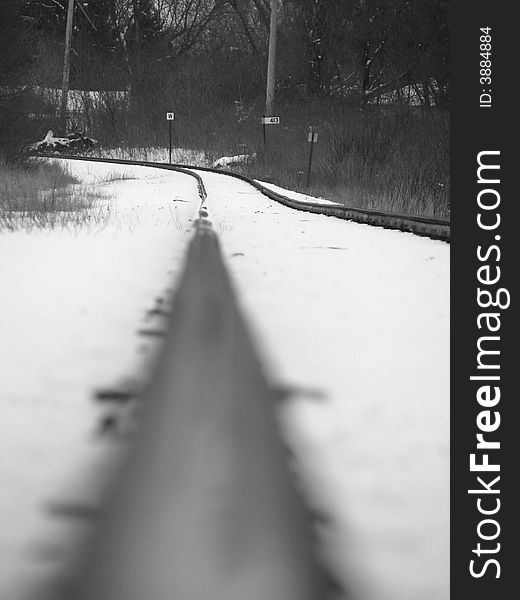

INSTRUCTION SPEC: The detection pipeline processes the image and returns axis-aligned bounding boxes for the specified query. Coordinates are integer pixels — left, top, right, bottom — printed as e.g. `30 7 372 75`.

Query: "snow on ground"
0 160 200 599
256 180 343 206
1 159 448 600
212 153 257 168
201 170 450 600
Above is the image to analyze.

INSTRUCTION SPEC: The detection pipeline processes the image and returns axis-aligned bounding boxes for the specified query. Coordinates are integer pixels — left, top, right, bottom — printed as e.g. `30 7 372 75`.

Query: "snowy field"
0 159 449 600
0 160 201 598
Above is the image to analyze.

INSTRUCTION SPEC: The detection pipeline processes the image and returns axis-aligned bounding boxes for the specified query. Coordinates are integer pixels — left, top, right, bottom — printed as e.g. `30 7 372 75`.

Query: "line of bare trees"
1 1 449 160
17 0 448 106
1 0 35 160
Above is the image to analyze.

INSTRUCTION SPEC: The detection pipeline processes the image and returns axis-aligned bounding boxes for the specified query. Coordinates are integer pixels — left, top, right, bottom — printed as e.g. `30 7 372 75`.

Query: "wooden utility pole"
60 0 75 132
265 0 279 115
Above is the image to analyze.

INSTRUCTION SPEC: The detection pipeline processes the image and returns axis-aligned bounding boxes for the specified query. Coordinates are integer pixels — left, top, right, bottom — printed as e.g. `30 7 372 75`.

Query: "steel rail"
37 153 208 203
174 163 450 242
37 153 450 241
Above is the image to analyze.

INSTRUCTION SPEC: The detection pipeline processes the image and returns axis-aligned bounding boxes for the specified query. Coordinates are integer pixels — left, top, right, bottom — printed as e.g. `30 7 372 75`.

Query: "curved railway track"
37 153 450 242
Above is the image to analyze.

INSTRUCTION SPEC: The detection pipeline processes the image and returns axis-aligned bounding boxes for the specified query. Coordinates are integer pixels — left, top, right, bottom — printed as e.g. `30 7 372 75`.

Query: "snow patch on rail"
211 153 257 168
255 180 342 206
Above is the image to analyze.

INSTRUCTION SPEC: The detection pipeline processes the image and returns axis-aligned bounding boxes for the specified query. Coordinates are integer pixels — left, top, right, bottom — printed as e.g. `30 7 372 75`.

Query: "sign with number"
308 132 318 143
261 116 280 124
166 112 175 120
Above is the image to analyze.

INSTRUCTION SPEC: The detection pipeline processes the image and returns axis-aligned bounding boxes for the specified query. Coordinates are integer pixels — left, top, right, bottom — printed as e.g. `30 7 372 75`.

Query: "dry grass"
83 101 448 219
29 96 448 218
95 146 208 166
0 158 107 231
236 107 449 219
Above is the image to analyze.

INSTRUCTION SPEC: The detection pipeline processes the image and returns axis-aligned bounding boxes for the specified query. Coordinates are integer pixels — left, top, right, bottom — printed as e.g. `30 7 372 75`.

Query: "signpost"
306 126 319 186
261 115 280 157
166 112 175 163
261 116 280 124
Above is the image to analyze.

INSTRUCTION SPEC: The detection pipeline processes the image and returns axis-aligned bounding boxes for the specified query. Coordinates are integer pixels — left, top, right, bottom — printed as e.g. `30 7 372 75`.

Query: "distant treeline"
1 1 449 162
13 1 448 106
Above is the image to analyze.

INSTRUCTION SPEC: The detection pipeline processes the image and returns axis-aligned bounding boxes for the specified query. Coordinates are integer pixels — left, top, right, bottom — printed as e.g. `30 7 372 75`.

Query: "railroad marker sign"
261 116 280 157
166 112 175 163
306 127 319 186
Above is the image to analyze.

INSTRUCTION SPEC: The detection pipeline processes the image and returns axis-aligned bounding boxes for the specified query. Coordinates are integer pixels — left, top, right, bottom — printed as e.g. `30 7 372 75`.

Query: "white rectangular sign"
308 132 318 142
261 116 280 124
166 112 175 120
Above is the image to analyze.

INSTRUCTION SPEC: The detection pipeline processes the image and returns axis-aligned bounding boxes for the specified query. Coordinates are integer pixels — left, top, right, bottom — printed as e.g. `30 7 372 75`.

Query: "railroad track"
35 155 328 600
37 153 450 242
32 154 447 600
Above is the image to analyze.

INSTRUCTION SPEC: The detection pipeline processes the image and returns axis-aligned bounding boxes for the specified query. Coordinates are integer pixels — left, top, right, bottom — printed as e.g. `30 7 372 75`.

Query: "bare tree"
1 0 35 160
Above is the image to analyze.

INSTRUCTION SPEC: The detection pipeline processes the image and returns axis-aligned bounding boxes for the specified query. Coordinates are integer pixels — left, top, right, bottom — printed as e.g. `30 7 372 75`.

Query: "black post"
262 116 267 160
306 137 315 187
169 121 172 164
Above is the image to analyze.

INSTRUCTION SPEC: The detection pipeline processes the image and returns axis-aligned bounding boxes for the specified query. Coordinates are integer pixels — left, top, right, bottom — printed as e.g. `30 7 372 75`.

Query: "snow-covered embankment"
201 170 450 600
